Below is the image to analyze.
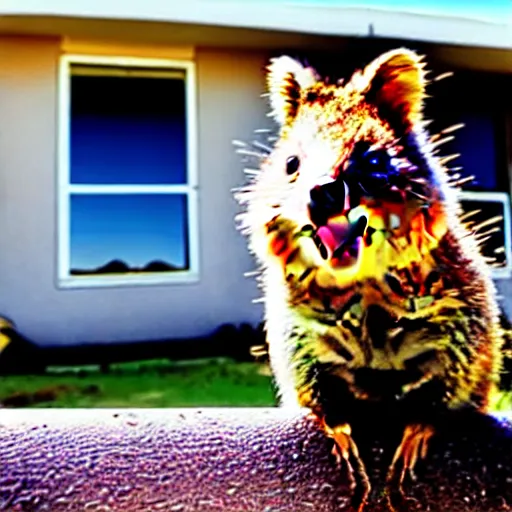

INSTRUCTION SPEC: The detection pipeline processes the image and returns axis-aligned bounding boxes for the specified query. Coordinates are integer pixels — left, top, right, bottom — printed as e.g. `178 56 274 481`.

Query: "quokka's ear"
355 48 428 132
266 56 318 127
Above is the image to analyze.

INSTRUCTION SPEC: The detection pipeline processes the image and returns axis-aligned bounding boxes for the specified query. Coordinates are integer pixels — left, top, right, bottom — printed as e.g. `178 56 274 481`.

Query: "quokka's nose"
308 180 346 227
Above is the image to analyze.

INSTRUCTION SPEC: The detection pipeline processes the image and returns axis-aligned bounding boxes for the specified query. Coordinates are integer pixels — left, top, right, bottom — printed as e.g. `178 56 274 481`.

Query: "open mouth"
311 213 368 267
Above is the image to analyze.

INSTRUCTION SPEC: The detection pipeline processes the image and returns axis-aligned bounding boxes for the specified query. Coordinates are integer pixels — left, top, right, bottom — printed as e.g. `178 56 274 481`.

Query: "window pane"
69 194 189 275
431 111 500 192
425 71 508 194
70 67 187 185
459 197 508 270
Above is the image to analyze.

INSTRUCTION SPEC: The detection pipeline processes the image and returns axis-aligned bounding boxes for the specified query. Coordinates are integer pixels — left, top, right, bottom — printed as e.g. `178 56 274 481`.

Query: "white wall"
0 37 268 345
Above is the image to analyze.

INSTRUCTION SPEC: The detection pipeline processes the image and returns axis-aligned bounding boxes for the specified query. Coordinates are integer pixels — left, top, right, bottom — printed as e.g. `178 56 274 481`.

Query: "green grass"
0 358 277 408
3 358 510 412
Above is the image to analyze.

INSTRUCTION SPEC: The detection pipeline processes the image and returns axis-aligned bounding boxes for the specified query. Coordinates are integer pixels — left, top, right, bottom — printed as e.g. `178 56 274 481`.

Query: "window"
426 70 512 279
57 55 198 288
457 191 512 279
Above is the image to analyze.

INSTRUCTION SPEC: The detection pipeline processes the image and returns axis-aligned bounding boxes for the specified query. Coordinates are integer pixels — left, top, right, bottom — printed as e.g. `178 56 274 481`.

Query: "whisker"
236 148 267 158
474 227 501 239
244 270 262 278
252 140 273 153
433 71 454 82
450 175 475 187
439 153 461 166
250 345 268 358
431 135 455 148
440 123 464 134
476 235 492 245
459 209 482 222
473 215 503 232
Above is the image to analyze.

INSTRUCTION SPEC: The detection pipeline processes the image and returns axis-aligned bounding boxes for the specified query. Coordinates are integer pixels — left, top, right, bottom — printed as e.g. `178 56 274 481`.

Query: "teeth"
390 213 401 230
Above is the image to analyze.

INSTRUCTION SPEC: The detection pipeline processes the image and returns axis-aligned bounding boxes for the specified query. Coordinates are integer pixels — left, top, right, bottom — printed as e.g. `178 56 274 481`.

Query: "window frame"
57 54 199 289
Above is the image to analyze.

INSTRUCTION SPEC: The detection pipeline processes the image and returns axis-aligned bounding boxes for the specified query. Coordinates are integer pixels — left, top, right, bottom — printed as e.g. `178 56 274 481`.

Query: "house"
0 1 511 348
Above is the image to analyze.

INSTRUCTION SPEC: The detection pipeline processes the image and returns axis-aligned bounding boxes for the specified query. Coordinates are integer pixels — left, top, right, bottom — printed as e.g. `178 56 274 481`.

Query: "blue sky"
286 0 510 20
70 74 186 185
70 194 188 270
71 114 186 185
69 72 189 271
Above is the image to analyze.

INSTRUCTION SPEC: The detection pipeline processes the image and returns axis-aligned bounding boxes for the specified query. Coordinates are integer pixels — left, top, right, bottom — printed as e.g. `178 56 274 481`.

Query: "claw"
386 423 435 511
323 421 371 512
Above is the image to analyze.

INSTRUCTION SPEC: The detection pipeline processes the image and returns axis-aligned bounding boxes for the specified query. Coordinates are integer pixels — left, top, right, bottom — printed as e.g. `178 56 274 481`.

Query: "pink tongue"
317 222 350 254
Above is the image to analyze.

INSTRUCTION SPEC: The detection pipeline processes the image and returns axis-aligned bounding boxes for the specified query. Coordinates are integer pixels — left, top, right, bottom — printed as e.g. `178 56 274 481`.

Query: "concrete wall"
0 37 267 345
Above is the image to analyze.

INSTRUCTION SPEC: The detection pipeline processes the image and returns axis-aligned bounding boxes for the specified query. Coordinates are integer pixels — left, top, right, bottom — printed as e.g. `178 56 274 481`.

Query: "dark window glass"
70 66 187 185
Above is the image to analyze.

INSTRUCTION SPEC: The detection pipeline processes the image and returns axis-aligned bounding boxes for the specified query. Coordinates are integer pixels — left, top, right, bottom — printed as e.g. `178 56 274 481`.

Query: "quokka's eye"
359 149 392 191
363 150 390 173
286 156 301 175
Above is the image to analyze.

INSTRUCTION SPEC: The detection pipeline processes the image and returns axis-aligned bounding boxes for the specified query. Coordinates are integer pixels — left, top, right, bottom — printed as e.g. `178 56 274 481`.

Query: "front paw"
323 421 371 512
386 423 434 511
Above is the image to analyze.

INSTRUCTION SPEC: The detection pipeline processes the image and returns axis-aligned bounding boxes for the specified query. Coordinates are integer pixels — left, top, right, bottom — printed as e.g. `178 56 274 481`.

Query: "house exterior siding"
0 36 267 345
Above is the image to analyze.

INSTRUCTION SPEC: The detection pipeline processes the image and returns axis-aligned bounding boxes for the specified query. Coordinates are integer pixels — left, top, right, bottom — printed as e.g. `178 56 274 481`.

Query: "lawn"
2 357 510 412
0 358 277 408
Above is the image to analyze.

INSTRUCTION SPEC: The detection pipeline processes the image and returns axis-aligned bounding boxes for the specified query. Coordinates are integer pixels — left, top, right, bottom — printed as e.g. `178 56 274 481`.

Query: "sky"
285 0 511 20
69 72 189 271
70 74 186 185
71 115 186 185
70 194 189 270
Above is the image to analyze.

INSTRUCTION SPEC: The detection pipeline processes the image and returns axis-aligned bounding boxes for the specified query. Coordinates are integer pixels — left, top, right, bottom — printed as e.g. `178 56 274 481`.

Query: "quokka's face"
241 49 449 277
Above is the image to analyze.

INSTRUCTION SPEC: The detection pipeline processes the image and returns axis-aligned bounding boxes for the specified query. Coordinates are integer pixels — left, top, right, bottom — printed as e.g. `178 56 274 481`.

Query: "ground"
0 358 276 408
